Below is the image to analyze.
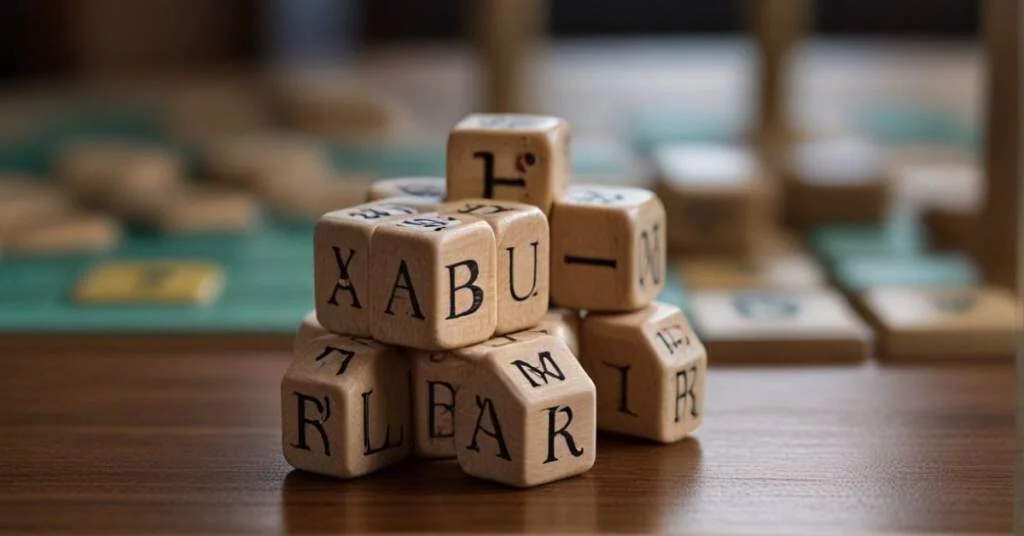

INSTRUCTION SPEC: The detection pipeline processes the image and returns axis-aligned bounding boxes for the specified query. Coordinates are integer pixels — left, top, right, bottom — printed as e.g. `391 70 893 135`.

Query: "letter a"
385 260 425 319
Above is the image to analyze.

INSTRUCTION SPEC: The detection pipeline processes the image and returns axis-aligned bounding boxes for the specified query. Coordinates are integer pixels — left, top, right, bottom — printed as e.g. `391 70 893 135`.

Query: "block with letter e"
447 114 571 215
281 314 411 479
454 333 595 487
369 213 498 350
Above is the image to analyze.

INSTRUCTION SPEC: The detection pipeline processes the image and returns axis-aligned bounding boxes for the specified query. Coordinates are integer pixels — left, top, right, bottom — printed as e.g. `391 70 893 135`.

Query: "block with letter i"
281 314 411 479
447 114 571 214
437 199 549 334
369 213 498 350
454 333 596 487
581 302 706 443
550 185 667 311
314 201 421 337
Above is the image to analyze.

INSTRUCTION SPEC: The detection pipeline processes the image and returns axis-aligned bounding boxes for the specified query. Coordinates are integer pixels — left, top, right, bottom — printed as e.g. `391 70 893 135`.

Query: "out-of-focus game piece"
833 253 980 293
808 214 927 263
55 141 183 204
923 207 979 253
677 254 825 291
367 177 446 201
73 261 224 305
581 302 706 443
532 308 581 355
446 114 570 214
282 318 411 479
688 289 872 363
3 212 122 254
0 176 75 236
314 201 421 338
980 0 1021 290
202 135 331 188
652 143 774 256
888 159 981 215
438 199 549 334
860 286 1019 360
454 332 596 487
271 71 405 141
410 348 484 458
369 213 497 350
109 183 261 234
469 0 543 113
784 137 889 227
550 185 666 311
257 173 370 220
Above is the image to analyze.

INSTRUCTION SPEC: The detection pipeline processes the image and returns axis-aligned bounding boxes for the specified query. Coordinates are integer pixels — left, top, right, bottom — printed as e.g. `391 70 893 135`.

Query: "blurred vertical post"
980 0 1021 293
264 0 360 65
752 0 811 166
469 0 545 113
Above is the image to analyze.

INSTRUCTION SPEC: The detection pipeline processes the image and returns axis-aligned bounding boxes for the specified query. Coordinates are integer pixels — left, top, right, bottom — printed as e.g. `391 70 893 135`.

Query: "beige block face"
367 177 446 201
154 187 260 233
56 142 182 202
689 289 871 362
861 286 1020 360
785 137 888 225
446 114 571 214
0 179 74 235
454 334 596 488
532 308 581 356
438 199 550 334
203 136 330 187
550 186 666 311
4 212 121 253
581 303 706 443
281 327 411 479
369 213 497 350
678 254 824 290
314 202 420 337
410 350 484 458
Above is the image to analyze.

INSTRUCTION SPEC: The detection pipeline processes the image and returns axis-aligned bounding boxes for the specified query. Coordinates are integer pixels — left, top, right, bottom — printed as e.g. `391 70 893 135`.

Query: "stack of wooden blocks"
281 114 707 488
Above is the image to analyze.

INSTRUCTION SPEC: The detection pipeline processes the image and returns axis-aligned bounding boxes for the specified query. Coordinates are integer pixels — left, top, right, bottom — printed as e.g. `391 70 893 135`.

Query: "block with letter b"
369 213 497 350
454 333 596 487
446 114 571 214
437 199 549 334
581 302 706 443
550 185 667 312
314 201 421 337
281 315 411 479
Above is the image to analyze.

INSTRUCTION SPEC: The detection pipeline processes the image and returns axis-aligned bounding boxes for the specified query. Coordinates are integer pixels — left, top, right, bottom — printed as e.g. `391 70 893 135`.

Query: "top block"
447 114 571 214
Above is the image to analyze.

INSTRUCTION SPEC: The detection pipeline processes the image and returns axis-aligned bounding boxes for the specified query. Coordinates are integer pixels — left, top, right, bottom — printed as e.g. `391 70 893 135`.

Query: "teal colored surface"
855 103 978 149
808 214 928 264
659 268 691 319
832 254 980 293
625 106 741 153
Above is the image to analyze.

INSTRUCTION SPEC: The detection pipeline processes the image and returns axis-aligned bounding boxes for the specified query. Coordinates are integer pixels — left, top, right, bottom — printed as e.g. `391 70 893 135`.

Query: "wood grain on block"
689 289 872 363
784 136 888 227
454 333 596 487
581 302 706 443
314 202 421 338
859 286 1019 360
677 254 825 291
282 322 411 479
437 199 548 334
55 141 183 204
447 114 570 214
550 185 666 312
653 143 775 255
3 212 121 253
410 349 484 458
369 213 497 350
367 177 446 202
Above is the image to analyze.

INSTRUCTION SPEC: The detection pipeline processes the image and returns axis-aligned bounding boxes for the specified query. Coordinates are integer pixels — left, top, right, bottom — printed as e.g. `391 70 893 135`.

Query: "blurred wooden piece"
860 286 1018 361
368 177 446 202
784 137 889 227
677 254 825 291
74 261 224 305
56 141 183 204
470 0 544 113
981 0 1021 291
3 211 121 253
0 176 75 237
271 71 406 141
752 0 812 167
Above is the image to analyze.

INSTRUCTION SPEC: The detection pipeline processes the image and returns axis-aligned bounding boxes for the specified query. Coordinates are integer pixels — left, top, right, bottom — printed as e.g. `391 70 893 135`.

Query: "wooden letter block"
438 199 549 334
369 213 497 350
533 308 581 356
860 286 1019 360
410 349 483 458
784 137 889 227
447 114 570 214
550 185 666 311
368 177 446 201
581 302 706 443
314 201 420 337
653 144 774 255
689 289 872 363
282 318 411 479
454 333 596 487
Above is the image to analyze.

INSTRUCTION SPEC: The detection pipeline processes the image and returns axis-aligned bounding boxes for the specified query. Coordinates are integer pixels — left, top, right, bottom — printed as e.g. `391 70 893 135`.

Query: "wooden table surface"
0 347 1014 534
